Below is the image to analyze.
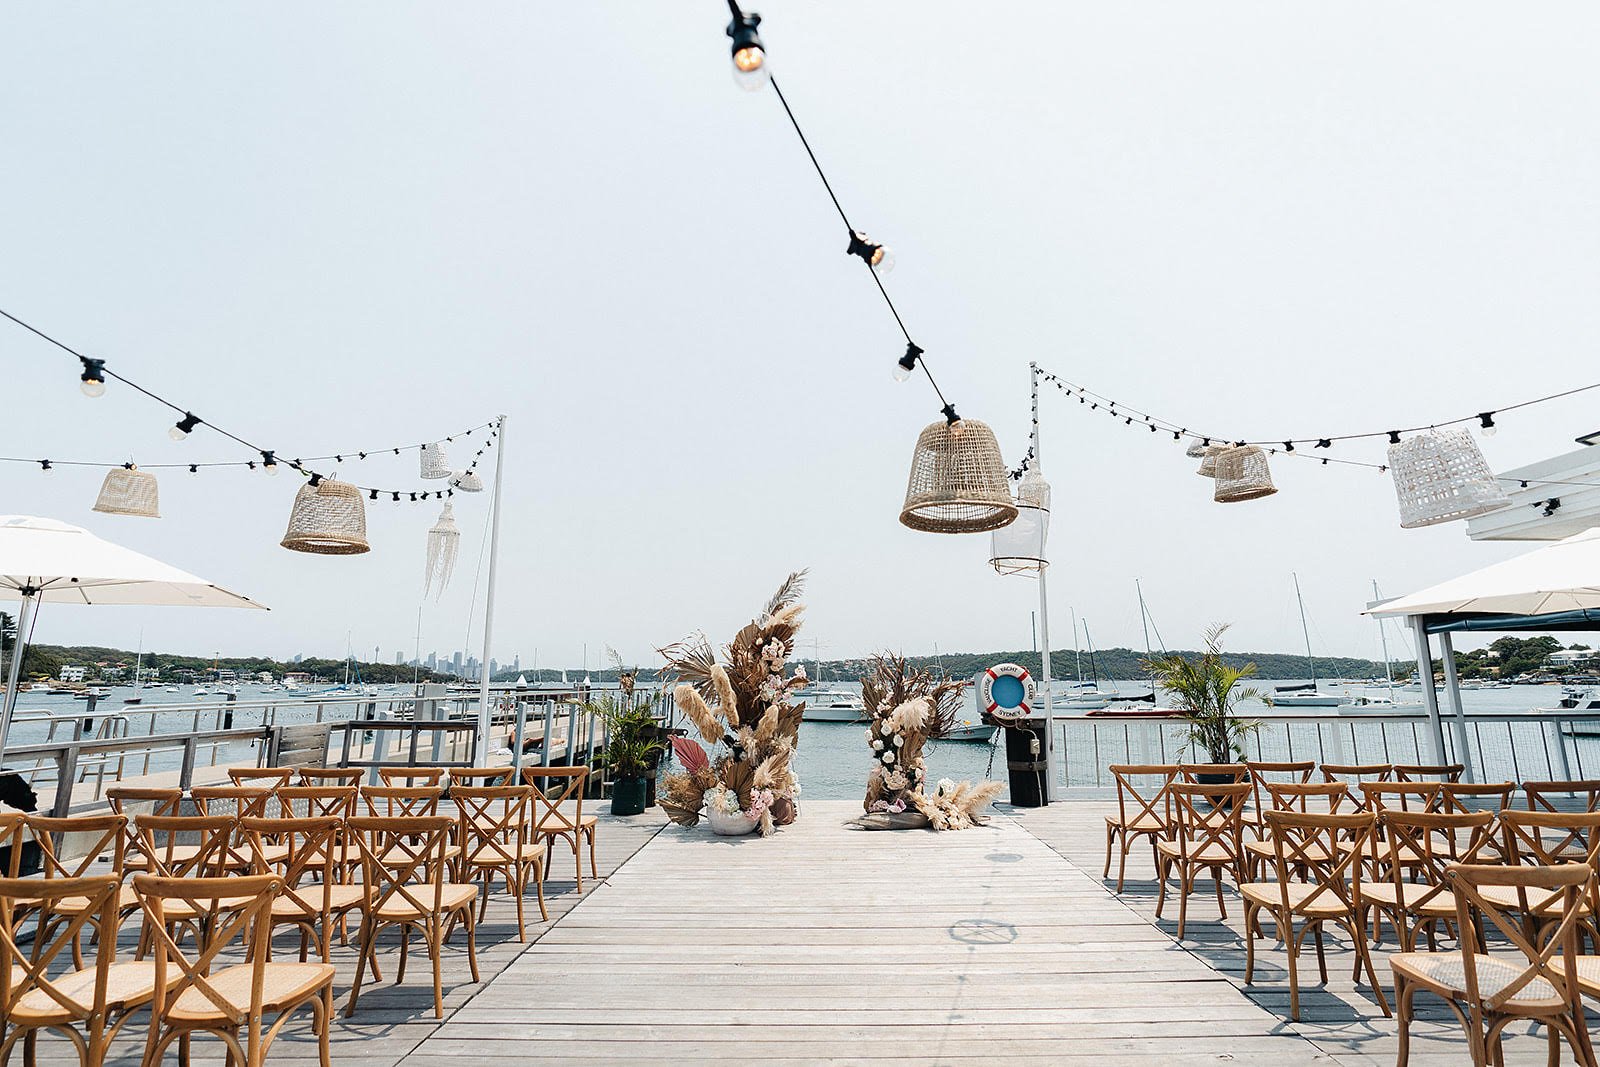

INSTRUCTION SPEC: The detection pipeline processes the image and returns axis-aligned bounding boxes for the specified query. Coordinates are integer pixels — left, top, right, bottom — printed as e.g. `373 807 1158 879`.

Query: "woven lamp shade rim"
900 500 1019 533
281 479 371 555
900 418 1018 535
1212 444 1278 503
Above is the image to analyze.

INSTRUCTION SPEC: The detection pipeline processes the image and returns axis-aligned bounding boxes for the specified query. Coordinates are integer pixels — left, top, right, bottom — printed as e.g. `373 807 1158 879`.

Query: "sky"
2 2 1598 672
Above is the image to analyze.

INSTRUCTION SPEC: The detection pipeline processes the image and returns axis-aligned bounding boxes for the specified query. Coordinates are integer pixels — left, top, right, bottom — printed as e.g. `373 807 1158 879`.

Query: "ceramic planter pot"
706 807 758 836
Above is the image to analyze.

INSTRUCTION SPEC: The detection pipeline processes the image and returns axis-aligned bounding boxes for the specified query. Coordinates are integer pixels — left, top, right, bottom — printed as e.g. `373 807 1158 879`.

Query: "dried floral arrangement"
858 653 1004 831
657 572 809 835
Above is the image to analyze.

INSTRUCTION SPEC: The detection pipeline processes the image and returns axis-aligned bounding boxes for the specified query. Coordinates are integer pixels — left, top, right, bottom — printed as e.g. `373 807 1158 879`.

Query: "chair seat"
375 844 464 868
1390 951 1562 1007
466 842 546 867
1360 882 1459 917
271 884 366 918
12 961 162 1022
1105 814 1167 833
371 883 477 920
167 962 335 1020
51 884 143 915
1573 956 1600 998
158 895 257 921
536 816 596 834
1240 881 1354 918
1157 840 1238 865
1479 884 1591 917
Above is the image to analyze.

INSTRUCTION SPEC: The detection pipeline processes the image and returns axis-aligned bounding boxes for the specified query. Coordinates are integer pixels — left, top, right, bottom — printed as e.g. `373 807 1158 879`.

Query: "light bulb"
80 378 106 398
265 463 279 475
949 419 966 438
732 48 770 91
169 425 188 441
870 246 895 274
892 361 913 382
1482 424 1498 437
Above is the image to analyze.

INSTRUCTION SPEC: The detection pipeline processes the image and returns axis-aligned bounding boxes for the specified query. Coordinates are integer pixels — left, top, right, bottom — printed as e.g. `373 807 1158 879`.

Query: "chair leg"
344 919 373 1018
396 925 411 984
1285 923 1301 1022
1394 977 1414 1067
1176 867 1191 939
465 905 482 982
1347 919 1391 1016
1212 868 1227 921
1243 903 1258 985
1103 823 1116 879
533 860 548 921
318 985 333 1067
430 920 446 1018
587 827 598 881
1312 924 1328 984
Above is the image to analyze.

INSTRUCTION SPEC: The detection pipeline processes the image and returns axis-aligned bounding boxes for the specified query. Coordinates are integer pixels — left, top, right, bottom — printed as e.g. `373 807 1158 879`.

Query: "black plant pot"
611 775 649 817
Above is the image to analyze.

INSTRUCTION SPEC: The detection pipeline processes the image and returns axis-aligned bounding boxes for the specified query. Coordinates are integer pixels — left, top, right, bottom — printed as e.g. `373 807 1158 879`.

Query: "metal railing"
1052 709 1600 790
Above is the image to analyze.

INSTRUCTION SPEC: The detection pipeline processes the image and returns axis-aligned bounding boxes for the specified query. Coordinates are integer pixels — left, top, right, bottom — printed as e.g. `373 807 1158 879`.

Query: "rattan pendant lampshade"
1184 440 1208 460
899 419 1017 534
419 442 450 479
1212 445 1277 503
92 465 160 518
451 470 484 493
1196 445 1224 478
1388 429 1510 528
990 468 1050 575
281 479 370 555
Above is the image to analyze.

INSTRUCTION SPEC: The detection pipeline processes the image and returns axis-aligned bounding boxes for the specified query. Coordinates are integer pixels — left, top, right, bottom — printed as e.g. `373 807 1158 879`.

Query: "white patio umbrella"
0 515 265 761
1367 527 1600 618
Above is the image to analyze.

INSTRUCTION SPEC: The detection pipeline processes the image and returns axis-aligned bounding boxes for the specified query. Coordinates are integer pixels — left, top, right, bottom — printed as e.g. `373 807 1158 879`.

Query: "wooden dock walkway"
404 800 1327 1066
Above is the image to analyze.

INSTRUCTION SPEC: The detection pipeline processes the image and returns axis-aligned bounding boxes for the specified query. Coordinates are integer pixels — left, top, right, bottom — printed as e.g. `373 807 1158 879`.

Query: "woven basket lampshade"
1184 440 1208 460
1196 445 1224 478
1212 445 1277 503
419 442 451 480
281 479 370 555
92 466 160 518
899 419 1017 534
990 468 1050 575
451 470 484 493
1388 429 1510 528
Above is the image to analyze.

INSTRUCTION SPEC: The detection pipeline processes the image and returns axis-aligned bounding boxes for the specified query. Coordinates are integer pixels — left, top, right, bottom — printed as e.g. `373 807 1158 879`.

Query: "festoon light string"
0 305 492 503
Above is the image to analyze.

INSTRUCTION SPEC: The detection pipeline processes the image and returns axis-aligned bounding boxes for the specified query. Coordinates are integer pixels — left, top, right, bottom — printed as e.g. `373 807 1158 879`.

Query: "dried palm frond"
674 684 725 746
722 757 755 807
754 704 779 743
658 632 718 698
752 749 791 791
760 570 809 622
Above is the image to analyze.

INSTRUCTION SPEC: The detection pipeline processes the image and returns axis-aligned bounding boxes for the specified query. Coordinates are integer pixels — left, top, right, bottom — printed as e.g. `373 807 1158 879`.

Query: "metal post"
1410 617 1448 766
1028 363 1058 800
1437 631 1476 783
0 589 39 763
541 700 555 768
512 700 527 774
475 414 508 767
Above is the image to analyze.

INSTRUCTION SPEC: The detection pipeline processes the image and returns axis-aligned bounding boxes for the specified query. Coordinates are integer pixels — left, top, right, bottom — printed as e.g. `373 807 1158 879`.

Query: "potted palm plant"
1143 624 1260 780
592 696 668 817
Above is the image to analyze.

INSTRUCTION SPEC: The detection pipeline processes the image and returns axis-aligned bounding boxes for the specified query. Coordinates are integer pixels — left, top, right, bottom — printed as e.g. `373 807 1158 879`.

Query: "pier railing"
1053 709 1600 790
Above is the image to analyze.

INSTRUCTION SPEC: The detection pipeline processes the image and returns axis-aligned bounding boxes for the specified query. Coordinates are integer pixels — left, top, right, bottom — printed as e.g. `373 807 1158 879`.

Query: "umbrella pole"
0 589 39 765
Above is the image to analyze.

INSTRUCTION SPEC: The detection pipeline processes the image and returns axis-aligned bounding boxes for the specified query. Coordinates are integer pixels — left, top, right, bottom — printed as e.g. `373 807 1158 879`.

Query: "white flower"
882 751 896 765
872 739 884 751
893 735 903 747
864 728 875 742
880 721 894 736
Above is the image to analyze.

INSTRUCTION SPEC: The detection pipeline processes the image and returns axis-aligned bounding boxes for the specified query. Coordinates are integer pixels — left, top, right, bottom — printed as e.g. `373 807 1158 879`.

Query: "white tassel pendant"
424 502 461 598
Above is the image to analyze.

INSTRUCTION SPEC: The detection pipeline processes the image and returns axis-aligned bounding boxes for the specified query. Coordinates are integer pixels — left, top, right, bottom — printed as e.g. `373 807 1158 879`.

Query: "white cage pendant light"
1212 445 1277 503
1196 444 1224 478
423 501 461 599
1388 429 1510 528
900 419 1017 534
92 465 160 518
1184 440 1208 459
419 442 451 480
450 469 484 492
281 478 370 555
990 467 1050 575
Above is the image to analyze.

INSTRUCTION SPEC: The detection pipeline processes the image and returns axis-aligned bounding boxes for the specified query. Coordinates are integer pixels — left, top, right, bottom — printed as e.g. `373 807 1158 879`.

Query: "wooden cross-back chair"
241 816 362 964
450 768 514 788
454 785 547 940
133 814 252 951
1439 783 1517 861
1155 782 1249 939
1242 760 1316 837
191 787 274 866
1495 810 1600 939
275 786 358 821
0 812 22 877
1320 763 1392 809
1242 782 1350 880
360 785 443 819
0 873 159 1067
136 871 336 1067
296 768 363 788
1359 782 1444 815
226 768 295 791
1393 763 1466 784
522 767 598 890
105 787 182 872
1178 764 1249 784
1102 764 1176 892
19 814 134 968
375 766 446 788
1391 863 1598 1067
1360 810 1497 952
1241 809 1391 1022
344 816 481 1019
1522 781 1600 861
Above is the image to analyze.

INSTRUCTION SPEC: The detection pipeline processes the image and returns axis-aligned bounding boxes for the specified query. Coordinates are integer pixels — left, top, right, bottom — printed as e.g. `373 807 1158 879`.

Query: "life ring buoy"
979 663 1035 723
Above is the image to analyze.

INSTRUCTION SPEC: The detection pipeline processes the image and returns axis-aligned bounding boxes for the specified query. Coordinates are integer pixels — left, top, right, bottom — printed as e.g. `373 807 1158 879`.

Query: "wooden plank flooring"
413 800 1329 1065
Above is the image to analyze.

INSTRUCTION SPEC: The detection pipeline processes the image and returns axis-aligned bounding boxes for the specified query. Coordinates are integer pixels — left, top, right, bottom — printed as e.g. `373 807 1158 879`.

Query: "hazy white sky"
2 2 1598 670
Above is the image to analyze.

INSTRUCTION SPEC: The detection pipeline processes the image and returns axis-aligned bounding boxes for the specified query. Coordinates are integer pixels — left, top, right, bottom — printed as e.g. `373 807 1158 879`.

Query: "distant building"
59 665 86 683
425 652 437 670
395 651 404 665
490 658 499 678
513 655 521 673
453 651 464 674
292 653 303 665
1546 649 1596 667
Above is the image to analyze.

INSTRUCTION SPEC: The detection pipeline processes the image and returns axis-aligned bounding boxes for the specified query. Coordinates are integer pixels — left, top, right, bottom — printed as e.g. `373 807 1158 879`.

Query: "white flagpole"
475 415 507 768
1029 363 1059 800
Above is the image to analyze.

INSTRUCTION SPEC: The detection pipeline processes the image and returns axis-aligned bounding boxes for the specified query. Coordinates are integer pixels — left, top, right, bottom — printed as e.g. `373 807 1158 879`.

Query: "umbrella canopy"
0 515 265 608
1367 527 1600 618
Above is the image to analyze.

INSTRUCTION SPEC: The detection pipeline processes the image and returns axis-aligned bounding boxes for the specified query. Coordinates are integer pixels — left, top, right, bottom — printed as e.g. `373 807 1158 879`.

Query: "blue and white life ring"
979 662 1035 723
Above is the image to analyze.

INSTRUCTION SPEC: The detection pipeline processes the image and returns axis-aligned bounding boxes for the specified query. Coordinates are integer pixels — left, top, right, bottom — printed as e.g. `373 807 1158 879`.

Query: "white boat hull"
1272 694 1352 707
941 723 998 743
805 705 865 723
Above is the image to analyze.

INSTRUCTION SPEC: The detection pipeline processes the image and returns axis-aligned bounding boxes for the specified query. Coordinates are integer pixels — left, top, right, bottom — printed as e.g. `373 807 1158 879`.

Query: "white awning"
1367 526 1600 618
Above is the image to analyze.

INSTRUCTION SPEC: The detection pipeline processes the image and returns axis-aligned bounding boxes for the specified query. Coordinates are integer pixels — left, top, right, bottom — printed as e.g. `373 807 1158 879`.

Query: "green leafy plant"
588 694 667 778
1143 623 1261 764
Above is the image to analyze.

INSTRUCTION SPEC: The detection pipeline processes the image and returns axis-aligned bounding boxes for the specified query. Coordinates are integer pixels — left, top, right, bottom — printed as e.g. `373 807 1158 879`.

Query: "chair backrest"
360 785 443 818
1177 764 1249 785
1358 781 1443 814
1447 862 1592 1013
135 872 279 1027
133 814 242 877
0 874 119 1023
522 767 588 832
1243 760 1314 813
1524 779 1600 816
450 768 514 788
1499 809 1600 866
191 786 274 821
276 785 358 820
24 814 127 881
1107 765 1176 831
375 766 446 788
0 813 23 877
1376 810 1497 911
105 786 182 862
1440 781 1517 816
1392 763 1465 783
454 786 533 866
227 768 295 791
1262 781 1349 816
296 768 364 787
240 816 340 920
1166 782 1249 861
1262 809 1375 914
346 816 454 914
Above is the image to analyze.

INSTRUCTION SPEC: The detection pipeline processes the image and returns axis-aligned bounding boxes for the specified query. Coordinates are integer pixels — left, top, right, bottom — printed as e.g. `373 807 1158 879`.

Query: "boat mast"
1373 579 1396 696
1083 622 1102 686
1071 607 1083 685
1293 572 1319 689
